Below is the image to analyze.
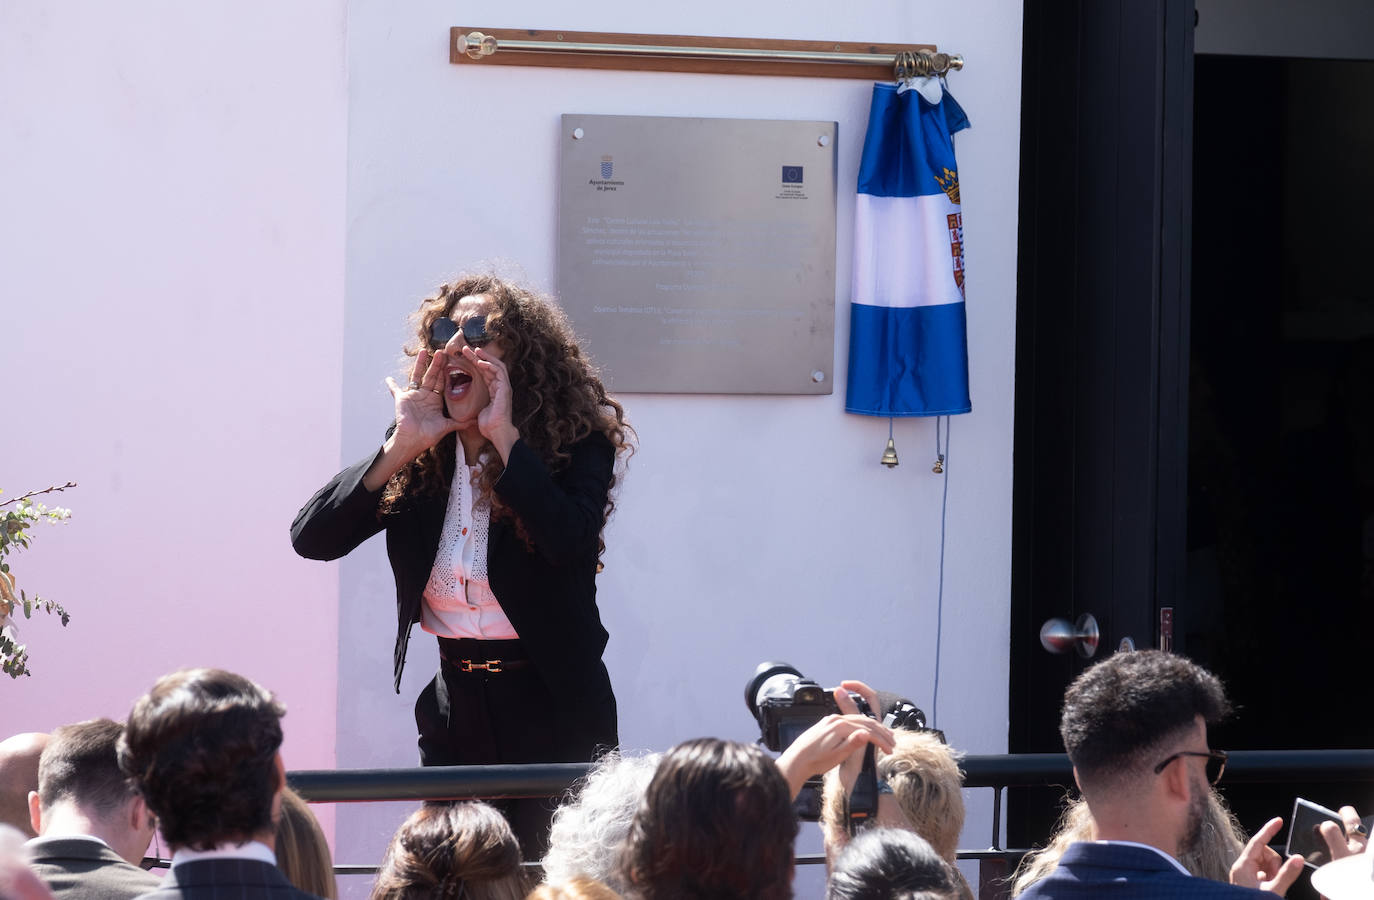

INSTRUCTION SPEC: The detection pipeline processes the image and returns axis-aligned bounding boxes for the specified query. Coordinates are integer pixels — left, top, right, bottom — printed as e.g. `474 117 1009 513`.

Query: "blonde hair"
275 788 337 900
1009 797 1095 897
528 877 623 900
821 730 966 865
1009 789 1248 896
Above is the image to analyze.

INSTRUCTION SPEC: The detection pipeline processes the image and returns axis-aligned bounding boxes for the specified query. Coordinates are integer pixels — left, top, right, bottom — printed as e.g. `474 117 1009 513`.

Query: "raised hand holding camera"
774 694 896 800
747 662 929 829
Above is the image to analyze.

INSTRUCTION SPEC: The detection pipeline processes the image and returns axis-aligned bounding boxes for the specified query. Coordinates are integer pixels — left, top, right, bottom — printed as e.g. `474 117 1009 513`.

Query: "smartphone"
1286 797 1344 868
428 317 458 351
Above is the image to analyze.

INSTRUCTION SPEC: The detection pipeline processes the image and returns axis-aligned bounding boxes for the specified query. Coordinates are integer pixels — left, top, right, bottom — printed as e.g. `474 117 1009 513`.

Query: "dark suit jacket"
291 433 618 743
135 858 320 900
27 837 161 900
1018 842 1267 899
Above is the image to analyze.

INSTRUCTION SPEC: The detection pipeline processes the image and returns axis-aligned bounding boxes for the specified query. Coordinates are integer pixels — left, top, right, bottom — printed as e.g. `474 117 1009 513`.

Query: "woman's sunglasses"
428 315 493 351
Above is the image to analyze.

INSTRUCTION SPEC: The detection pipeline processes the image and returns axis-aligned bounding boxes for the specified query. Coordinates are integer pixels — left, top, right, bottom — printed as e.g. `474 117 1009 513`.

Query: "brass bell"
880 438 899 468
932 454 945 474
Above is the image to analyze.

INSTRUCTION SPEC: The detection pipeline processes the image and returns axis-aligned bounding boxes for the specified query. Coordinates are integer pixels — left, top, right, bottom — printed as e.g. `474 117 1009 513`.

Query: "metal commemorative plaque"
558 114 837 394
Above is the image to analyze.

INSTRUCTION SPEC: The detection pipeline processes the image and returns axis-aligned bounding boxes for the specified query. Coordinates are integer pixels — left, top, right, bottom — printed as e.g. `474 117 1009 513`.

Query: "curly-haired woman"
292 274 632 855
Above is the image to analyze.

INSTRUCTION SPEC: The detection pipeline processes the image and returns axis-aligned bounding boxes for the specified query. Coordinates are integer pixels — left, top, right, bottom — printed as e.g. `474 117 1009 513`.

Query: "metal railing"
277 750 1374 894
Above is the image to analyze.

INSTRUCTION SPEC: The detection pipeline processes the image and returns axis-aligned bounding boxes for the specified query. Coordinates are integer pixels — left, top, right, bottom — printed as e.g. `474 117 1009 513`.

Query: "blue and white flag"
846 78 971 418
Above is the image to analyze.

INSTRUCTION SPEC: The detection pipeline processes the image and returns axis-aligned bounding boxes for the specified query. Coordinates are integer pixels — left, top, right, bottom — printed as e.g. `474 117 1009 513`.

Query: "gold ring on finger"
431 388 443 395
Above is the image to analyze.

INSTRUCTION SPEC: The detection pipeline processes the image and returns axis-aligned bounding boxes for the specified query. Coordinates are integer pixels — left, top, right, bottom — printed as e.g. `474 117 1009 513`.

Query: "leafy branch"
0 481 77 508
0 485 75 678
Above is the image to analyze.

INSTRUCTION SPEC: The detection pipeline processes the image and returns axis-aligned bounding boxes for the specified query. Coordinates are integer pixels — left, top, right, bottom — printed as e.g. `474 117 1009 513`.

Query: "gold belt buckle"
459 659 502 674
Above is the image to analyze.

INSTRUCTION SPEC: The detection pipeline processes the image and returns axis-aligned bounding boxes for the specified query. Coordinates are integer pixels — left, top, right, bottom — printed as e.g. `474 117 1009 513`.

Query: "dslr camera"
744 661 934 825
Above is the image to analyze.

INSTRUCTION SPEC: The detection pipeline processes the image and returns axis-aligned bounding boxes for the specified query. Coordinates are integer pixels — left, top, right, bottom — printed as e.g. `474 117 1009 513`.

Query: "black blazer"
27 837 161 900
135 858 321 900
291 433 617 740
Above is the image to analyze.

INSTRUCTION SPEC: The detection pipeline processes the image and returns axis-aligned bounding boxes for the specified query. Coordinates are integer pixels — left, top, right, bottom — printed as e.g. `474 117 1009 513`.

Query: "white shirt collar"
1093 840 1192 876
170 840 276 868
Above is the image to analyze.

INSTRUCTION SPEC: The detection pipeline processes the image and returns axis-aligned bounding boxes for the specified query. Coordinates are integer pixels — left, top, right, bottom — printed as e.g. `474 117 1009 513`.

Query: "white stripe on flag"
852 193 963 309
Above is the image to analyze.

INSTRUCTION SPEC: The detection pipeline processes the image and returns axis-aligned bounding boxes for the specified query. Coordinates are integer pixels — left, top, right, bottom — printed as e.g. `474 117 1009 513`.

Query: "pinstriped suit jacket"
1018 842 1268 899
134 859 322 900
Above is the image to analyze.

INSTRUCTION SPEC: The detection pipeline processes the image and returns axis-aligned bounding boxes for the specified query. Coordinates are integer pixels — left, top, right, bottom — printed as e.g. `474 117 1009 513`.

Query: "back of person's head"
542 751 661 892
823 731 966 865
370 801 527 900
275 787 337 900
827 829 960 900
620 737 797 900
1059 650 1229 794
117 667 285 850
879 731 965 863
36 719 135 818
0 733 48 838
528 876 623 900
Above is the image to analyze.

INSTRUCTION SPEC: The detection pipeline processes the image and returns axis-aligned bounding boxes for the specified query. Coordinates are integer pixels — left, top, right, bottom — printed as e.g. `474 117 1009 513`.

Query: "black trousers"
414 637 617 859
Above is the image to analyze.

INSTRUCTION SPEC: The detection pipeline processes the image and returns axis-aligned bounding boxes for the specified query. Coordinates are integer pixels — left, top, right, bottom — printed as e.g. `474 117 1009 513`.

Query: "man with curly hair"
117 668 321 900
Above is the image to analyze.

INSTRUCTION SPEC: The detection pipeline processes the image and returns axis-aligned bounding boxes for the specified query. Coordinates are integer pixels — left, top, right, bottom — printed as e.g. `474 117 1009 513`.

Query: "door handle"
1039 613 1100 658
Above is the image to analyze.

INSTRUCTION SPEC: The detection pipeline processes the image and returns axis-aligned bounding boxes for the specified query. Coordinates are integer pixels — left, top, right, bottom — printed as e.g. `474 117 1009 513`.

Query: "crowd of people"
0 651 1370 900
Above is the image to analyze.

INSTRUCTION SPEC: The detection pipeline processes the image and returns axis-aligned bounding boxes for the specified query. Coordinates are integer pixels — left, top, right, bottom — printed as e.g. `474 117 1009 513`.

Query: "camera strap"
846 744 880 836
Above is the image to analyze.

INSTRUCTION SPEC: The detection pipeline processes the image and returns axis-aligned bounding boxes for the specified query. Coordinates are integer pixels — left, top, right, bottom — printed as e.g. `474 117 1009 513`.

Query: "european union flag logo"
782 165 804 184
601 156 613 179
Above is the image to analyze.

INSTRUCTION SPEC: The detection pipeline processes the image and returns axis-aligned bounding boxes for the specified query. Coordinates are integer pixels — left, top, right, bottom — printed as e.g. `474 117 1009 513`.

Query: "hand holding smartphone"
1286 797 1344 869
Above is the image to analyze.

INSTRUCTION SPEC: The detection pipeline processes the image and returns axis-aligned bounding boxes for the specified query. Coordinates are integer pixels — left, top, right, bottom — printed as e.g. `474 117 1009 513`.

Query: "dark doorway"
1011 35 1374 892
1185 51 1374 871
1009 0 1194 847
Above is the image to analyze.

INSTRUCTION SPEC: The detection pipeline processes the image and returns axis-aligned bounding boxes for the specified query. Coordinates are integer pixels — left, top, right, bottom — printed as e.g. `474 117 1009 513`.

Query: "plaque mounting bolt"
818 134 830 147
572 127 584 140
812 370 826 383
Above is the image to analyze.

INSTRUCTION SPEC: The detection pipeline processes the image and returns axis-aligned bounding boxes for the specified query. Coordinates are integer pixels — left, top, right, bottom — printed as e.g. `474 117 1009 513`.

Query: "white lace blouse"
419 449 519 640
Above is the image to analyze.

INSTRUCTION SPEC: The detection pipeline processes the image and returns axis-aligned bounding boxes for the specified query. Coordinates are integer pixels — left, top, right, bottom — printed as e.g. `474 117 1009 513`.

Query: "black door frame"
1008 0 1194 843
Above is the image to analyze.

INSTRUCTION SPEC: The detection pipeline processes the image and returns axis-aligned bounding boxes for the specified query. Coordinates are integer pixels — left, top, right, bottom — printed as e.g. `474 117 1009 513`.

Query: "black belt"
438 637 532 674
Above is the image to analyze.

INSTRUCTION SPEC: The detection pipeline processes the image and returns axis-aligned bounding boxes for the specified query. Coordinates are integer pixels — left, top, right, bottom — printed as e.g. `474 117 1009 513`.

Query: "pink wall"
0 0 348 838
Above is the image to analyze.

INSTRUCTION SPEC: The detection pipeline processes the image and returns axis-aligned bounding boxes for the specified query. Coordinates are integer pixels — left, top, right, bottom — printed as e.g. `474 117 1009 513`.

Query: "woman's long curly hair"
370 801 529 900
378 274 633 555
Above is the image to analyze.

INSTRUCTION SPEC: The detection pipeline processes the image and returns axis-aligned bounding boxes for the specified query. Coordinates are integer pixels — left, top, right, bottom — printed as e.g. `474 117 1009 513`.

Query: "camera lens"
744 661 803 723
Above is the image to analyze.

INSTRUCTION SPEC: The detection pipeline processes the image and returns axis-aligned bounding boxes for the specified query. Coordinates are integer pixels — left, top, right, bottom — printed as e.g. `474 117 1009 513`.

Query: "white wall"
337 0 1022 893
0 0 347 835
